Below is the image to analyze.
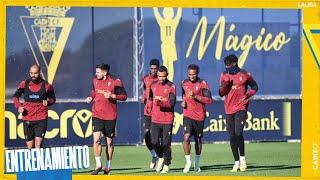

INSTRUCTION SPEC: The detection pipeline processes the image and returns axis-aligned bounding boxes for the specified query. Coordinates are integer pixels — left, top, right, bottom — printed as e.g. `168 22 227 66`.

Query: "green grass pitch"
74 142 301 176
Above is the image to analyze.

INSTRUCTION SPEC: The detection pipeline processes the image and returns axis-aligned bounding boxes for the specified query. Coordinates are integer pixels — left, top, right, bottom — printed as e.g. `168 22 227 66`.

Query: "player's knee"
194 137 202 144
151 140 158 146
230 134 237 141
144 130 150 137
163 142 171 149
107 141 113 147
235 130 243 137
93 139 100 145
26 142 34 149
236 134 244 140
183 134 190 143
151 136 158 145
144 129 150 133
106 138 113 147
34 138 42 147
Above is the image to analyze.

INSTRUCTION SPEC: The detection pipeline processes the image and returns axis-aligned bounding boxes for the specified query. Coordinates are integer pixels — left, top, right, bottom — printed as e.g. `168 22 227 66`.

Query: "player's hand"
181 100 187 108
238 96 249 104
103 90 112 98
18 106 25 113
139 95 145 103
220 80 233 96
110 94 116 99
86 97 93 103
222 74 231 82
42 100 48 106
187 90 195 98
154 99 161 106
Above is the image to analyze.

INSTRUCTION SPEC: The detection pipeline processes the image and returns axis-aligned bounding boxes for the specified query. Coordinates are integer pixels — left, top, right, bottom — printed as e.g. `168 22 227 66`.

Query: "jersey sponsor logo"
154 96 167 101
231 85 240 90
29 94 40 99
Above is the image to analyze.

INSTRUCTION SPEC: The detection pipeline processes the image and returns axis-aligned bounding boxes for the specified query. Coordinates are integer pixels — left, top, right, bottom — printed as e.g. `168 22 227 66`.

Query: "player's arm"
157 85 176 108
181 83 187 108
86 80 96 103
245 73 258 99
218 73 232 97
195 88 213 104
113 79 127 101
193 80 213 104
142 79 147 104
146 85 154 113
12 81 25 109
181 83 186 99
46 84 56 106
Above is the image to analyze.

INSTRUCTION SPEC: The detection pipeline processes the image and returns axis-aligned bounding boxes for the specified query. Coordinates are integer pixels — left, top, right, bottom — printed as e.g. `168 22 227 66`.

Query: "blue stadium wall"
5 7 301 147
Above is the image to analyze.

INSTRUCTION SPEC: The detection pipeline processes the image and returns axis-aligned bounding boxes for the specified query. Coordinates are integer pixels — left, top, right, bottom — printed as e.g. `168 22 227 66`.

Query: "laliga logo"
20 6 75 83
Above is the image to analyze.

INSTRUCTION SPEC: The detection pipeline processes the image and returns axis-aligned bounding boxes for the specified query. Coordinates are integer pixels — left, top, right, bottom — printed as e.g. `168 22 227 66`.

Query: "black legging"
226 110 247 161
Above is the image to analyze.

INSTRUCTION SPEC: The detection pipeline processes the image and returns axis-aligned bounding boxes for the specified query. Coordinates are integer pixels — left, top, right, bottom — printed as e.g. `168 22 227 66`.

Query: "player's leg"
91 118 103 175
235 110 248 171
182 117 192 173
34 120 47 148
144 115 158 168
226 114 240 172
103 120 116 174
23 121 35 149
151 123 164 172
161 124 173 173
193 119 204 172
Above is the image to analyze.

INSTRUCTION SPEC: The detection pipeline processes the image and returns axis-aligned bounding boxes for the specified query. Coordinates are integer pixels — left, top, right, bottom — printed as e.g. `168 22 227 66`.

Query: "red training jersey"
181 78 213 121
89 75 127 120
219 69 258 114
147 80 176 124
13 79 56 121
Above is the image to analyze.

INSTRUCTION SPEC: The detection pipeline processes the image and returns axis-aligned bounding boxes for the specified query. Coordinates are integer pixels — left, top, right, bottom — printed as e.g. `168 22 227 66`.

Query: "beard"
30 77 41 83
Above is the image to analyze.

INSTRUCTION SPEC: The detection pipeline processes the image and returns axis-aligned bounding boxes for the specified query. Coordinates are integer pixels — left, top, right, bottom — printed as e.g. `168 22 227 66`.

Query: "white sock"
235 161 240 166
195 155 201 165
240 156 246 162
150 149 157 158
105 160 111 168
185 154 191 163
95 156 101 167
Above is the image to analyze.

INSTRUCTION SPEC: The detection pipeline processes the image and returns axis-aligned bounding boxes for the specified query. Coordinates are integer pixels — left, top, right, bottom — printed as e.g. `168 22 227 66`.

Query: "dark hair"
96 63 110 71
224 54 238 66
188 64 199 74
149 59 160 66
158 66 168 74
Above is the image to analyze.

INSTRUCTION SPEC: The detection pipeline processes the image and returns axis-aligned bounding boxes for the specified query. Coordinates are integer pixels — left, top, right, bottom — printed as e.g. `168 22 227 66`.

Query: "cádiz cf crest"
20 6 75 83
